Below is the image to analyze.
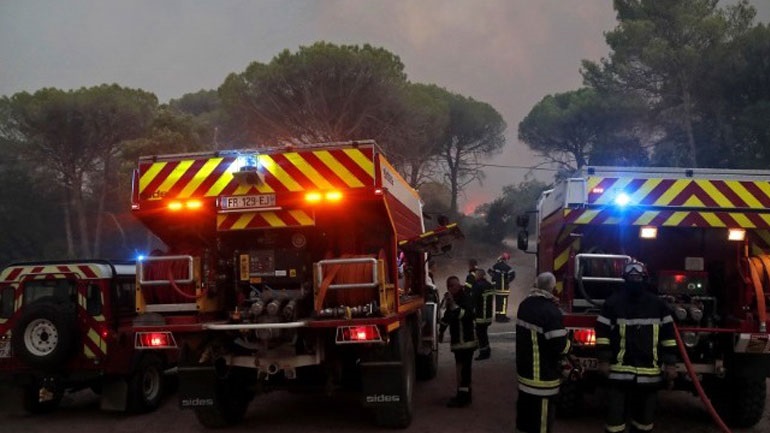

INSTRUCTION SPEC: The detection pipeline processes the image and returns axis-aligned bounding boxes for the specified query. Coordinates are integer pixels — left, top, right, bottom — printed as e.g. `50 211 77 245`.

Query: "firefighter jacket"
594 287 677 386
464 267 478 292
489 261 515 294
515 289 570 396
439 291 478 352
471 278 495 324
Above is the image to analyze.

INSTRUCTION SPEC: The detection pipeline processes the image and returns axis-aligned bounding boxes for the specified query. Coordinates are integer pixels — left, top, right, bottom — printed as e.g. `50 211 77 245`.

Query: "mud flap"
360 360 405 407
178 365 217 409
100 378 128 411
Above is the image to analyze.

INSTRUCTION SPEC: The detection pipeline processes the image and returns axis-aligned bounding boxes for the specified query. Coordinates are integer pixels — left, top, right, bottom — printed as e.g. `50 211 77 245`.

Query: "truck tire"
555 380 582 418
373 326 415 429
12 303 76 370
416 305 439 381
193 367 255 428
20 384 63 414
713 376 766 428
127 354 165 413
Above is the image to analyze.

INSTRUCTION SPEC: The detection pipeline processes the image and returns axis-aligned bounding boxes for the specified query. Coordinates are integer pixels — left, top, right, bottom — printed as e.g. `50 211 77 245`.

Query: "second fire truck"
518 165 770 427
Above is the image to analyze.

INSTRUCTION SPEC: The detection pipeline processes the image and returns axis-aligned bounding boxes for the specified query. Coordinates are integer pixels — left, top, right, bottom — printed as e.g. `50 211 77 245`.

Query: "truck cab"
0 260 176 414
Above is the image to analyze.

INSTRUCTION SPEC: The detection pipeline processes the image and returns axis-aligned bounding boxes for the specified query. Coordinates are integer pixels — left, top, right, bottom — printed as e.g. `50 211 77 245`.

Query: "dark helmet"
623 260 648 282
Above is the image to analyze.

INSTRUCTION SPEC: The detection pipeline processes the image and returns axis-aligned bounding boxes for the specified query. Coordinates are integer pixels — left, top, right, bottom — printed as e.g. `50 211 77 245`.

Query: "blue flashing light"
233 154 259 172
615 193 631 207
137 255 145 262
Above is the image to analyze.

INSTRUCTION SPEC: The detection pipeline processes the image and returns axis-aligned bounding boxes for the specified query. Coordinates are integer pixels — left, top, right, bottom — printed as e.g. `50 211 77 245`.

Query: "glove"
598 361 610 377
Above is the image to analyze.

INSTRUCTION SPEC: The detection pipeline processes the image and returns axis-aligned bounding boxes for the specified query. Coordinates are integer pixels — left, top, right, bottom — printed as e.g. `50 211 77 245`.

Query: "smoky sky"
2 0 768 213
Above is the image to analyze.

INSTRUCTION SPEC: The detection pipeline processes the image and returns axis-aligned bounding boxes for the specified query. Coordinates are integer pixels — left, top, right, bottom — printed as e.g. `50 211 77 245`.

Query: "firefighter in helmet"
465 258 479 293
595 260 678 433
488 252 515 322
439 275 478 407
515 272 570 433
471 268 495 360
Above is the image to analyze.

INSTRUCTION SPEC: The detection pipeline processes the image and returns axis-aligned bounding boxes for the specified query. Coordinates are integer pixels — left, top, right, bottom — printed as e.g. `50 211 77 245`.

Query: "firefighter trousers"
453 349 474 390
516 390 556 433
475 323 490 355
495 292 510 317
605 384 658 433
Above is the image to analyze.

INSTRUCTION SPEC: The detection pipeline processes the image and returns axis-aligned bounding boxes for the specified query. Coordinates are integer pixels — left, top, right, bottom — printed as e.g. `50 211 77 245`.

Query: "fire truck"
130 140 460 428
517 166 770 427
0 260 178 414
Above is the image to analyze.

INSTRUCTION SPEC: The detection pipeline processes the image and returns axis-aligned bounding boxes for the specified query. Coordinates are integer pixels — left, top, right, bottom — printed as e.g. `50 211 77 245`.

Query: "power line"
477 163 560 172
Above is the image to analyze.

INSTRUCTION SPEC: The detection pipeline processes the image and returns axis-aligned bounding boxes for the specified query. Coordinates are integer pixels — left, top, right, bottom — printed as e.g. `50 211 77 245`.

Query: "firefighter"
471 268 495 360
595 260 678 433
438 275 478 408
465 258 479 293
515 272 570 433
489 252 515 322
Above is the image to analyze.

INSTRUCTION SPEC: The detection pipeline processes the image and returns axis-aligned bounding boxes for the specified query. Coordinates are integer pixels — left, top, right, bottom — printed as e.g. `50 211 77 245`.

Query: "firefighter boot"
446 389 472 408
475 347 491 361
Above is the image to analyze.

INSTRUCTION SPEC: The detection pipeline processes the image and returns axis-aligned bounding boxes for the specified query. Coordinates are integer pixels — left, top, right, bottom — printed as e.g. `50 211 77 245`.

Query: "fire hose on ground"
672 323 731 433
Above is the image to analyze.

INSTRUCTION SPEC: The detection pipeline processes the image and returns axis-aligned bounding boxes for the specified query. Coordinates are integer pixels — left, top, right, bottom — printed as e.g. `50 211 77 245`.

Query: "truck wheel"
556 380 582 418
374 326 415 429
127 354 165 413
12 303 76 370
714 376 766 427
416 304 439 381
194 368 255 428
20 385 63 414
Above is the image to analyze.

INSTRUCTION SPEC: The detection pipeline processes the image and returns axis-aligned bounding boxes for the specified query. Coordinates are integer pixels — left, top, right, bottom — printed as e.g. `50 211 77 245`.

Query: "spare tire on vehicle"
11 303 77 370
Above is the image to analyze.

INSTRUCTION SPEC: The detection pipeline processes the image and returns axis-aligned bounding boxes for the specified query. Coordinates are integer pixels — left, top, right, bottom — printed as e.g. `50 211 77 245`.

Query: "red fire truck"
0 260 178 414
130 140 461 428
517 166 770 427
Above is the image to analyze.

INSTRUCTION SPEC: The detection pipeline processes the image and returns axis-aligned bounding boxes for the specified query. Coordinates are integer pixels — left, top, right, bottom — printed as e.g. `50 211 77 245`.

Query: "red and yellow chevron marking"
138 147 376 201
217 209 315 231
587 177 770 209
565 208 770 229
83 327 107 359
553 225 580 296
0 264 103 282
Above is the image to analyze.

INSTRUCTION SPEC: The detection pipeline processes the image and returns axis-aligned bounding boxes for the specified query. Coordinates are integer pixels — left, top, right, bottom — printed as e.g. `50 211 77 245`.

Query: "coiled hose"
672 323 731 433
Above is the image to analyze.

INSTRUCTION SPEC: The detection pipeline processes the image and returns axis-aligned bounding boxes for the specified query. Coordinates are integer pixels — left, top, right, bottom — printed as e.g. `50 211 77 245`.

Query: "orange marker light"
325 191 343 202
185 199 203 210
168 201 183 211
305 192 322 203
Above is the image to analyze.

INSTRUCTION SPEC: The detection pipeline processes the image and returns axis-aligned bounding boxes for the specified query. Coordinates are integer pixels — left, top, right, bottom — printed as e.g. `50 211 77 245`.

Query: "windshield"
22 279 77 305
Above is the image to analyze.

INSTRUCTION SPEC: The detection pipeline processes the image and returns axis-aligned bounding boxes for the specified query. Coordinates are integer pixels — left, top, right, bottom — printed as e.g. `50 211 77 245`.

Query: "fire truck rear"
517 166 770 427
131 140 460 428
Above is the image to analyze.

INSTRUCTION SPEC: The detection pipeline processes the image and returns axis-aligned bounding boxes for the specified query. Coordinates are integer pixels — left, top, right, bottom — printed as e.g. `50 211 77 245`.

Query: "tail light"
572 328 596 346
335 325 383 344
135 332 177 349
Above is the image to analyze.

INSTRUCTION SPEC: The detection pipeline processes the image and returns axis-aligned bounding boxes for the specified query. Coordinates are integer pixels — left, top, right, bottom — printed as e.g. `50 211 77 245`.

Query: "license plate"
0 341 11 358
577 357 598 370
220 195 276 210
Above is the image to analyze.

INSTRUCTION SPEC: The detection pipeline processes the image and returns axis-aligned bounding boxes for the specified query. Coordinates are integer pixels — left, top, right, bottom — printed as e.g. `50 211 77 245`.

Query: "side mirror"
516 214 530 228
517 231 529 251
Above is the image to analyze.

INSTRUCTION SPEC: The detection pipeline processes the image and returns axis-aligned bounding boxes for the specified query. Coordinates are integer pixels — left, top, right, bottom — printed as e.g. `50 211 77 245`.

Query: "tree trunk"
446 147 460 215
92 155 112 257
74 174 91 258
63 187 75 259
682 86 698 167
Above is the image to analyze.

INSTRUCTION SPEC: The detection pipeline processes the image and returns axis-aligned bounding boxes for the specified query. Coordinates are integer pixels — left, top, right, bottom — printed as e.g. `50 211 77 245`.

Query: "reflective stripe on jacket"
515 293 569 396
489 261 515 293
594 287 677 384
439 291 478 351
472 279 495 324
